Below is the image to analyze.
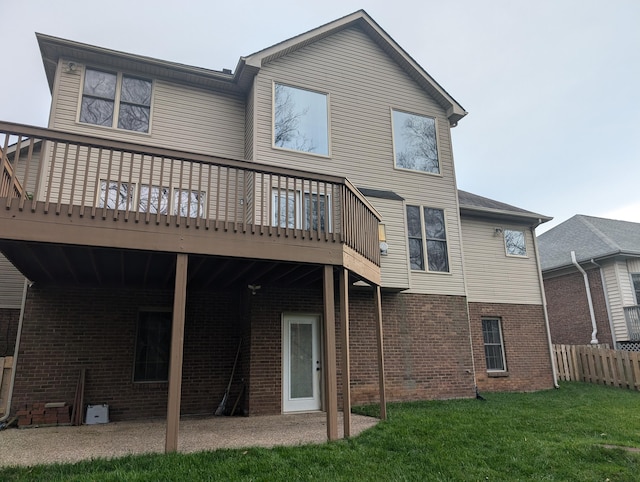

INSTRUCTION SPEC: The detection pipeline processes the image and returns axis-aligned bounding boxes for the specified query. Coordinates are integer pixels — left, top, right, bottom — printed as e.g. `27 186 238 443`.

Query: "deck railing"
0 121 381 266
0 150 23 199
623 306 640 341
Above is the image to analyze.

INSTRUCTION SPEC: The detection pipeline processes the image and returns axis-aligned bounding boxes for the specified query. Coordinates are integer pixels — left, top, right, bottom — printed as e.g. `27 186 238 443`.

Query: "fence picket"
552 345 640 392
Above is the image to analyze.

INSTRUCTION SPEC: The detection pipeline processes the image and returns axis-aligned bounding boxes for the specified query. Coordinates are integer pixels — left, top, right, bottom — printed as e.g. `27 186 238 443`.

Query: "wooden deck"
0 121 381 285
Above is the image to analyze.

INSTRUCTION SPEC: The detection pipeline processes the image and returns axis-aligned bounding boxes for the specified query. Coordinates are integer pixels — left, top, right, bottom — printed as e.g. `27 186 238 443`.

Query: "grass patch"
2 382 639 481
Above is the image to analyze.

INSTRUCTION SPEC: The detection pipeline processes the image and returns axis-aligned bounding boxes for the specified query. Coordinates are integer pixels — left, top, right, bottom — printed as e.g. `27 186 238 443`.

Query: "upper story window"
273 83 329 156
504 229 527 257
80 68 152 133
406 205 449 272
392 109 439 174
631 273 640 305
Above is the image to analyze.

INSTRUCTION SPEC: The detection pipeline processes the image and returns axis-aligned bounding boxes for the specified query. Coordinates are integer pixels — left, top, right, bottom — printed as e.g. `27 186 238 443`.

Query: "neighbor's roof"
538 215 640 271
458 190 551 225
37 10 467 125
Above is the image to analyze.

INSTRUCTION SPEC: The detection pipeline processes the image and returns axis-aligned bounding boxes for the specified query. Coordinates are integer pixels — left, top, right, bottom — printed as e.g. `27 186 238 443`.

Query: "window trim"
77 65 154 135
482 317 507 373
391 107 441 177
272 81 331 158
504 228 528 258
405 204 451 274
133 308 172 383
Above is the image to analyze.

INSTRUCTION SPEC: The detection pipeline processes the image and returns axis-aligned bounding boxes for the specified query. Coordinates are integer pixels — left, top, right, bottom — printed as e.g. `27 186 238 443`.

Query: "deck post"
323 265 338 440
374 284 387 420
165 253 188 453
339 268 351 437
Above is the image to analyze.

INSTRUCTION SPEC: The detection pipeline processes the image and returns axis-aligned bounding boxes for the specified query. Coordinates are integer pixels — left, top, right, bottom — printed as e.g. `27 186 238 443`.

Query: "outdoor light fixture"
247 284 261 295
494 227 503 236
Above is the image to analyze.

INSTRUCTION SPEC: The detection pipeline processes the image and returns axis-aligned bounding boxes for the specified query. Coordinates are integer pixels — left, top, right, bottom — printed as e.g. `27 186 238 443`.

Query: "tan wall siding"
245 81 255 161
627 258 640 276
0 255 25 309
253 26 464 295
461 218 543 304
368 198 409 289
51 60 245 159
602 260 629 341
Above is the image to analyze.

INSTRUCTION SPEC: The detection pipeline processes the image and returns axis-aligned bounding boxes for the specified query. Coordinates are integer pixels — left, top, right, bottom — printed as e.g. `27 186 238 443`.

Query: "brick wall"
0 308 19 357
469 302 555 392
544 269 613 346
11 284 244 421
247 287 476 415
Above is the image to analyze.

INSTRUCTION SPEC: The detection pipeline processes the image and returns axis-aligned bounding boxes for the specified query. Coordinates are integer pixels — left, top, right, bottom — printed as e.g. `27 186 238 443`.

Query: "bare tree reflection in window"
504 229 526 256
80 69 116 126
393 110 439 174
98 180 133 210
274 84 328 155
173 189 205 218
406 205 424 270
272 191 297 228
118 76 152 132
139 185 169 214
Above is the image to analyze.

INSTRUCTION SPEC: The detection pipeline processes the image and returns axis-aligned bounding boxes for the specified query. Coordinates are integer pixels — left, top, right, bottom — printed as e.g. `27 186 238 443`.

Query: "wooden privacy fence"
553 344 640 391
0 356 14 416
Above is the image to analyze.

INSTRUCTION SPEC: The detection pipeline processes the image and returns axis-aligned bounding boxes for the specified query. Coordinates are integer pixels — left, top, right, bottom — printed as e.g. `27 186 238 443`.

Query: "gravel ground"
0 412 378 467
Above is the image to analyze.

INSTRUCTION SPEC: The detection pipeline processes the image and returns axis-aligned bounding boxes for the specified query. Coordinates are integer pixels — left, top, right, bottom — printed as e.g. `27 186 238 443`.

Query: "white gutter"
0 279 28 422
570 251 598 345
591 259 617 348
532 224 559 388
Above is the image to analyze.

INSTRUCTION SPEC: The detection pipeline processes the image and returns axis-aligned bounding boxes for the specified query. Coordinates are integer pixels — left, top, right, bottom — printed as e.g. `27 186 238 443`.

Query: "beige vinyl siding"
253 26 464 295
602 260 631 341
0 255 25 309
51 60 245 159
368 198 409 290
627 259 640 277
461 218 543 304
245 81 255 161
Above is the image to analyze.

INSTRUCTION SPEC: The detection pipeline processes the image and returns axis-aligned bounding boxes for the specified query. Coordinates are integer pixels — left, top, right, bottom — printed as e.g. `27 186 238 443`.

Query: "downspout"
0 278 29 422
571 251 598 345
591 259 617 348
531 223 559 388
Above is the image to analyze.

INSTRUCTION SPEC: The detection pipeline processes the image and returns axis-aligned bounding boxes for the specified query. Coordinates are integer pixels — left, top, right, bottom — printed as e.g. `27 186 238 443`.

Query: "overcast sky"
2 0 638 233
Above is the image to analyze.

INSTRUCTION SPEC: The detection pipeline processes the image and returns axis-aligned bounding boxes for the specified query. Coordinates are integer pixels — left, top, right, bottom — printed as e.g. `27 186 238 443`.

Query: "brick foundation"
11 282 552 421
469 302 555 392
544 269 613 346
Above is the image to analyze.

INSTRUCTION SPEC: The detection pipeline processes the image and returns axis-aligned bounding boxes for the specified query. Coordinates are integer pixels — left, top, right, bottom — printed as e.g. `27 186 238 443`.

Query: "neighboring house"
0 10 555 449
538 215 640 351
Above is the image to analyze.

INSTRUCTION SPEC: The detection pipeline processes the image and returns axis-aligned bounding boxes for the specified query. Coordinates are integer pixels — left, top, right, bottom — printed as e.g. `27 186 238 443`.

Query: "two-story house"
539 214 640 351
0 11 555 450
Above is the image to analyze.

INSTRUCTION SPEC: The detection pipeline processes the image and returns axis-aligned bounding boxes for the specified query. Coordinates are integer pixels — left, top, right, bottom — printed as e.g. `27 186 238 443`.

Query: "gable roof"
458 189 551 226
538 215 640 271
238 10 467 126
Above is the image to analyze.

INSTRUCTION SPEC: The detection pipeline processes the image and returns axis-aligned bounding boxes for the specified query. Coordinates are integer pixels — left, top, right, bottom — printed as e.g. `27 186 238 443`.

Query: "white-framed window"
392 109 439 174
482 318 506 372
273 83 329 156
271 189 331 231
406 205 449 272
504 229 527 257
98 180 205 217
133 310 171 382
80 68 152 133
631 273 640 305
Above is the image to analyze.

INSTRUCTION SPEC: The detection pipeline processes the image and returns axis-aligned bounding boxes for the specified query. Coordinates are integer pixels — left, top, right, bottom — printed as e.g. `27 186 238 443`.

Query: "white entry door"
283 314 321 412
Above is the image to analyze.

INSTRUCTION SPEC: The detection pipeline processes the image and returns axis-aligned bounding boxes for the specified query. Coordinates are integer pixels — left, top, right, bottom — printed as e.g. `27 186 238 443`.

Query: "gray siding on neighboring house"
461 218 543 304
252 26 465 296
50 60 246 159
0 255 25 309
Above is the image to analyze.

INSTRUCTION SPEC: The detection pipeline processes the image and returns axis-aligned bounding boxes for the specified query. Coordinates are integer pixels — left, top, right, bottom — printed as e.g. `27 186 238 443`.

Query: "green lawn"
2 382 639 481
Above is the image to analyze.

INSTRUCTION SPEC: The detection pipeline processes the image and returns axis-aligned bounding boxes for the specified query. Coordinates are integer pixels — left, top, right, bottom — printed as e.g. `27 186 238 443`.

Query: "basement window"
482 318 506 372
134 310 172 382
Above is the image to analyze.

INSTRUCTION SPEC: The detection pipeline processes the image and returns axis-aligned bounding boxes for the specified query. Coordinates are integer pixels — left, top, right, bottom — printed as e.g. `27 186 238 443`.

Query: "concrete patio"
0 412 379 467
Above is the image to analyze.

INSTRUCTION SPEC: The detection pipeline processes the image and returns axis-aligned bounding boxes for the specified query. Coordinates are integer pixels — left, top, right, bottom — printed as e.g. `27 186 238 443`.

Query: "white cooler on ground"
85 404 109 424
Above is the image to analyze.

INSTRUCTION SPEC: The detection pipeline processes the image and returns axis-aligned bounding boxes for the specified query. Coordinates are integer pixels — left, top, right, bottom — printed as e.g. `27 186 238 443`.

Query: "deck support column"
339 268 351 437
323 265 338 440
374 285 387 420
165 253 188 453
